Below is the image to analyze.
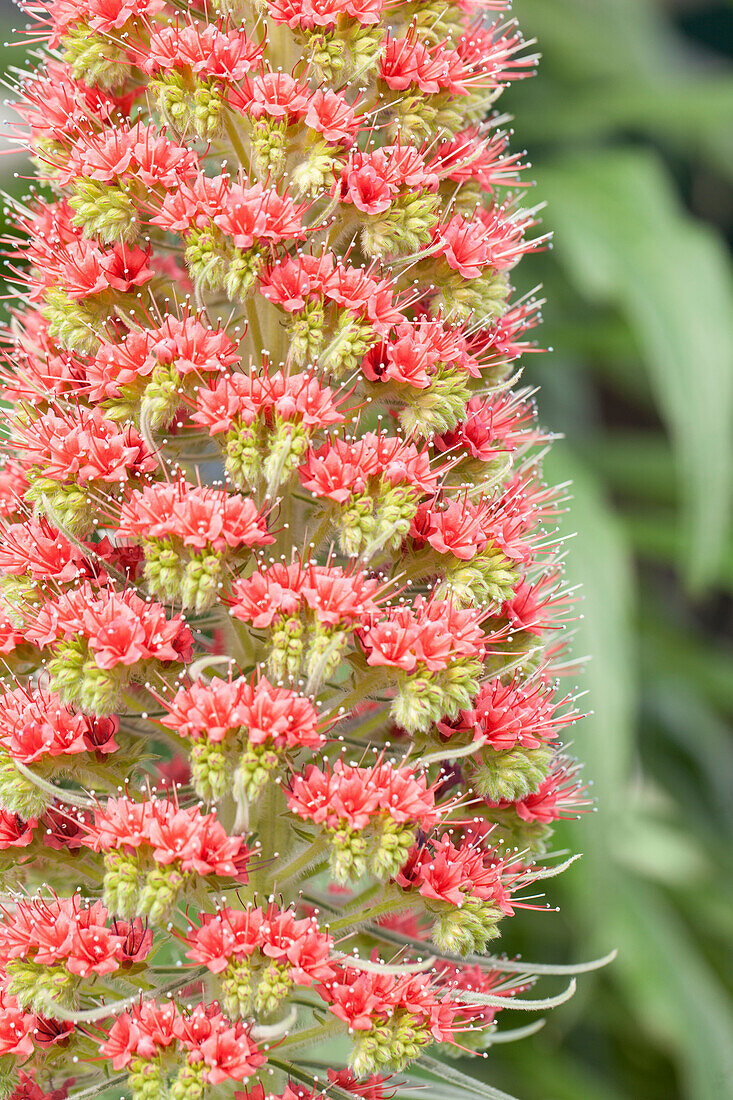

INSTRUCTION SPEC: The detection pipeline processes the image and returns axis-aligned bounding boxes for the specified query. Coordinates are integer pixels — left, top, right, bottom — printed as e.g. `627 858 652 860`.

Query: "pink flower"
82 796 249 879
162 674 323 750
117 480 272 551
287 758 440 831
14 406 156 485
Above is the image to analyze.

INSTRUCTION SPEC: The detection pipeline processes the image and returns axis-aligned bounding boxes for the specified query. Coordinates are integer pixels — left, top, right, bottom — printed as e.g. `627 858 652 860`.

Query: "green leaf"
538 150 733 588
371 924 618 975
605 872 733 1100
411 1055 522 1100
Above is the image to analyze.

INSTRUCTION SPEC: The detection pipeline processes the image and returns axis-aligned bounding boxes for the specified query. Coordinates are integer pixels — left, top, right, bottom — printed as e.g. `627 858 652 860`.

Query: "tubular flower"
0 0 590 1097
81 796 250 922
161 674 324 802
286 757 442 882
186 904 335 1017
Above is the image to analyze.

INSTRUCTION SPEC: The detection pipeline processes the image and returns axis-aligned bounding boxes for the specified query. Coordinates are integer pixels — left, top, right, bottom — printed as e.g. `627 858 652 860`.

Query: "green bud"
78 659 126 714
237 741 280 802
221 956 254 1019
390 95 438 145
190 739 237 803
104 849 146 917
184 225 232 294
180 551 224 612
140 361 186 430
138 864 191 924
338 494 376 558
151 71 193 134
225 422 263 488
41 287 108 354
305 31 347 82
361 192 440 260
69 178 139 245
255 961 293 1015
225 248 264 302
268 615 305 681
408 0 465 44
292 142 340 197
346 24 384 76
398 364 471 436
320 312 378 376
26 477 94 536
4 959 75 1014
305 624 347 690
61 24 128 90
467 745 553 802
128 1057 171 1100
193 80 226 140
170 1058 205 1100
251 116 289 178
432 268 511 322
143 537 184 603
429 895 504 955
391 659 482 734
371 817 417 880
329 825 369 884
263 418 308 494
350 1011 431 1076
288 300 326 365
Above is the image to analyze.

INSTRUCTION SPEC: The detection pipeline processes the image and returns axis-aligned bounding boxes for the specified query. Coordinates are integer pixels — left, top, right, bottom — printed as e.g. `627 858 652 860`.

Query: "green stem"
272 1017 343 1054
245 298 265 362
324 668 390 715
265 837 327 892
328 893 409 934
306 508 335 552
223 112 252 173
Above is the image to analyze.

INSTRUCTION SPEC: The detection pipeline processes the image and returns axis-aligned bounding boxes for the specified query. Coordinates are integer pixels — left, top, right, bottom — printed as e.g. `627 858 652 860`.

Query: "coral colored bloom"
1 0 587 1092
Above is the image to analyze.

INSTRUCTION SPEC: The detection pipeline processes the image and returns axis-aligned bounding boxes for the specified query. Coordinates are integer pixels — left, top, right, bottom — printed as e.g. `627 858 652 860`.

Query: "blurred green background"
0 1 731 1098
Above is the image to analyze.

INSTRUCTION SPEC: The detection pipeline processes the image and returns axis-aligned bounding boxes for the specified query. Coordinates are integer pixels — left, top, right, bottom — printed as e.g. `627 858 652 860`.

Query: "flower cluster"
161 674 324 802
0 895 151 1013
186 904 334 1017
287 757 441 881
0 0 591 1096
99 999 265 1092
317 966 475 1076
82 796 250 921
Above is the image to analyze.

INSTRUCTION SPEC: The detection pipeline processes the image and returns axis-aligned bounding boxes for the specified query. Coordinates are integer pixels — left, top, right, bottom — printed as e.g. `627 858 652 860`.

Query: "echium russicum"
0 0 597 1097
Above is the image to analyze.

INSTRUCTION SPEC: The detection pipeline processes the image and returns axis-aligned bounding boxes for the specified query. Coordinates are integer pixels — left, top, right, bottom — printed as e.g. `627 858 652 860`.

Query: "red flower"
162 674 323 750
25 584 193 668
87 313 238 400
0 688 105 764
231 560 382 629
0 896 129 977
438 675 579 750
287 758 441 831
82 796 249 879
192 367 345 435
15 406 156 485
118 480 272 551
